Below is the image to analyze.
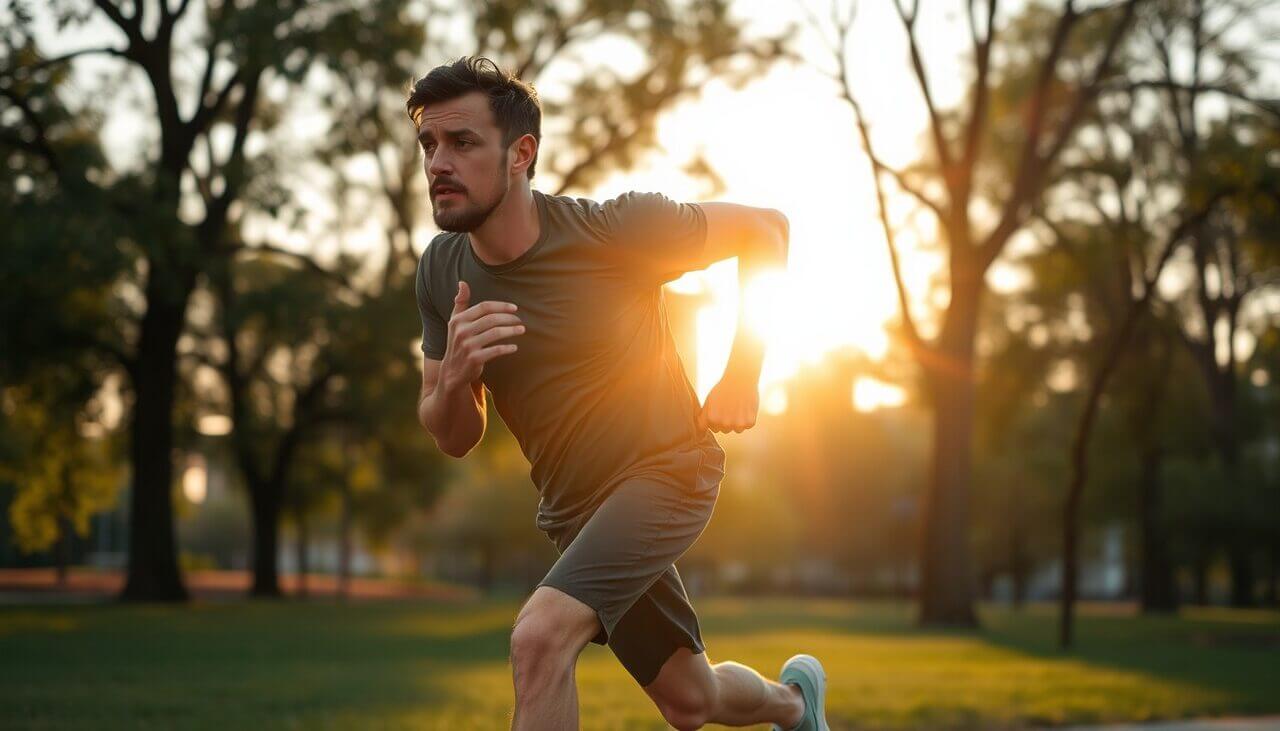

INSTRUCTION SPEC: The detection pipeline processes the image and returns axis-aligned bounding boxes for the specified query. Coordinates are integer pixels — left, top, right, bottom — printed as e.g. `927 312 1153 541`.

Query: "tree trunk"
1060 327 1127 647
1227 546 1255 607
56 514 72 587
1265 544 1278 607
1011 525 1028 610
1198 323 1254 608
1216 396 1255 607
295 505 309 599
120 288 191 602
918 274 980 627
1009 471 1028 609
249 480 283 597
338 483 352 600
1138 448 1177 613
1192 553 1210 605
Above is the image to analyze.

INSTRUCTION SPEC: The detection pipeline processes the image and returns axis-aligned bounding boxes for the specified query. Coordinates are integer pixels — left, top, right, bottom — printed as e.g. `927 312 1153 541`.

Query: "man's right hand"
439 280 524 394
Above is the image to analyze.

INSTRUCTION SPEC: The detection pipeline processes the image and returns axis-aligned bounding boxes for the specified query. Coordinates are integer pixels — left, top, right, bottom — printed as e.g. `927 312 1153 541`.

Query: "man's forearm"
723 217 788 381
419 378 485 458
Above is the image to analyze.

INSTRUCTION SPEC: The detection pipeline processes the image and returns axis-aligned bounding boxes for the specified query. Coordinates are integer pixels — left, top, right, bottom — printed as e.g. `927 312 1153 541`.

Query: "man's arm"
700 203 789 380
416 280 523 456
418 354 486 458
695 203 789 433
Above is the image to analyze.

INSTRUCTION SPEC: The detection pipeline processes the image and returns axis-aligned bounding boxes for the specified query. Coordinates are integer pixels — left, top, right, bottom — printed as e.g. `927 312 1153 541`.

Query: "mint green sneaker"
771 653 829 731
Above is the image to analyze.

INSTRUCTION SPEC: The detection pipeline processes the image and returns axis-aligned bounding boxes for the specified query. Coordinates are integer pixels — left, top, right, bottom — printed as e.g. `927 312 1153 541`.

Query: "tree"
202 255 361 596
808 0 1140 625
1105 0 1280 607
0 27 127 583
2 0 430 600
0 381 123 584
1026 107 1221 643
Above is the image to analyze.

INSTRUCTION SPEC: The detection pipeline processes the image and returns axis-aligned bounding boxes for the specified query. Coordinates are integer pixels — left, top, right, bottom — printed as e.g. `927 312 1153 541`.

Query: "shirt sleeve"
594 191 709 285
415 244 448 359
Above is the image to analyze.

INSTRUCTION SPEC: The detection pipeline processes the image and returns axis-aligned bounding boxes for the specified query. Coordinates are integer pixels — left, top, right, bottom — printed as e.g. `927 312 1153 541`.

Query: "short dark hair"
406 56 542 180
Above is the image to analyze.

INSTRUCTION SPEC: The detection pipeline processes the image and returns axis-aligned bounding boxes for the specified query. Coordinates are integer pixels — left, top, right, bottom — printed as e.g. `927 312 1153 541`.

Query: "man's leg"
509 585 603 730
643 646 804 730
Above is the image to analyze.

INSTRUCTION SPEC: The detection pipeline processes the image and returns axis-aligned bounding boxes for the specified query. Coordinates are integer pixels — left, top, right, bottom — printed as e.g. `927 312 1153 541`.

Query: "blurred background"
1 0 1278 728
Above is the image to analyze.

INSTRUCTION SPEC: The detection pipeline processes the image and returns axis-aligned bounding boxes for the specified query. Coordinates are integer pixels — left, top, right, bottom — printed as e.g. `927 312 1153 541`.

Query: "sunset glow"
591 46 948 411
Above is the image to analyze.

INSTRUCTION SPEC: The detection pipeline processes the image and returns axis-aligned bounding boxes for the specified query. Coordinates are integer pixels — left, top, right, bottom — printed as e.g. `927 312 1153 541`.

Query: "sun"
675 262 898 408
586 58 939 413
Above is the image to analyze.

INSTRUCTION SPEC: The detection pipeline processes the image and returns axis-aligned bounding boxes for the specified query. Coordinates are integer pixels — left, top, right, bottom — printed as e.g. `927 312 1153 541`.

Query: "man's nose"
428 149 453 177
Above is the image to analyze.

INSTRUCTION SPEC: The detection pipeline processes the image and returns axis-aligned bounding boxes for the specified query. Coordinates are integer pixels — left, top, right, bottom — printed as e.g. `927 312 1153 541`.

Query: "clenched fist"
696 371 759 434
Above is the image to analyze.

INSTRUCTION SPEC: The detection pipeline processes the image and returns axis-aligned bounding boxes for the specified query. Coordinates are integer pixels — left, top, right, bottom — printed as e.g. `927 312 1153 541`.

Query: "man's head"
406 57 541 232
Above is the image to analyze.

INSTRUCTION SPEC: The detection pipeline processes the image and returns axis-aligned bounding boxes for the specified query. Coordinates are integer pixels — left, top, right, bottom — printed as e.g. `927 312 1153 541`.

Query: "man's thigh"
538 474 714 629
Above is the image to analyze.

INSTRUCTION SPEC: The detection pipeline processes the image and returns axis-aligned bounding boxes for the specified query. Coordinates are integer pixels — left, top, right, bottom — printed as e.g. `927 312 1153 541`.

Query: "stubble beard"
432 152 510 233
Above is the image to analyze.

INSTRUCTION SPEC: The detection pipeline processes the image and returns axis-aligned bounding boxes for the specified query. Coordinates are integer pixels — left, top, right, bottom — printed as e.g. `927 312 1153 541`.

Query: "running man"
411 56 829 731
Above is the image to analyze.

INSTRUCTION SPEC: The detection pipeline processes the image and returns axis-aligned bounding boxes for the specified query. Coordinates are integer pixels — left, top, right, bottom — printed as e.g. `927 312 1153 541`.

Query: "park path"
1059 718 1280 730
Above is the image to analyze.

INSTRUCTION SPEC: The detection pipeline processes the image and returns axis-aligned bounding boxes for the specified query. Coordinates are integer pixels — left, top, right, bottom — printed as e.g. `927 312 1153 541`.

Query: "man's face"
416 91 510 232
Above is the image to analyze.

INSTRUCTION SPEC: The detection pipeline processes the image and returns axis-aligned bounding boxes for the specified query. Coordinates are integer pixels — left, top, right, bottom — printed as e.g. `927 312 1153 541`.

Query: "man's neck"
469 183 539 267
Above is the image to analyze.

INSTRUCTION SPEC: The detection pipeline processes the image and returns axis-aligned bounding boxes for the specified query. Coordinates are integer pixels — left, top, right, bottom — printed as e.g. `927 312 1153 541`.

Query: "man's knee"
510 617 559 684
510 586 600 687
655 683 718 731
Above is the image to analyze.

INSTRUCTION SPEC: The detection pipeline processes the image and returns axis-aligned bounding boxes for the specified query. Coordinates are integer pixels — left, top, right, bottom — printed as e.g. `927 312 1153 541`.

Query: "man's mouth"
433 186 463 198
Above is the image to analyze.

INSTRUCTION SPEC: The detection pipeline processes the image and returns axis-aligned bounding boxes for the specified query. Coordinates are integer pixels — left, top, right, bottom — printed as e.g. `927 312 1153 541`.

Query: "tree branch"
893 0 955 185
960 0 998 198
0 47 126 82
0 87 61 177
91 0 144 46
981 0 1139 273
847 67 928 356
232 242 354 292
188 69 242 135
1112 79 1280 121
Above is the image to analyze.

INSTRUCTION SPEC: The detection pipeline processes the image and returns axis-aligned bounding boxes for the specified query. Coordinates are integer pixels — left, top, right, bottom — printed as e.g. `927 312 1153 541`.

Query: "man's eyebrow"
417 127 482 143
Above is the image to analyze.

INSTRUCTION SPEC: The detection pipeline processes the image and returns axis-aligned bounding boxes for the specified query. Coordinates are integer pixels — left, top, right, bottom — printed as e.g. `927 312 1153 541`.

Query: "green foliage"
0 381 122 554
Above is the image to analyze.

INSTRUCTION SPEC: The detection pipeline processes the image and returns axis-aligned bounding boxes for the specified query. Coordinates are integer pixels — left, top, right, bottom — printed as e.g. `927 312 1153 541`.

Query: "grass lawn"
1 596 1277 730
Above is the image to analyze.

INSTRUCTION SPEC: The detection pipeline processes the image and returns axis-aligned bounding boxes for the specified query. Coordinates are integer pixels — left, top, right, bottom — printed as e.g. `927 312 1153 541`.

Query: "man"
410 56 829 731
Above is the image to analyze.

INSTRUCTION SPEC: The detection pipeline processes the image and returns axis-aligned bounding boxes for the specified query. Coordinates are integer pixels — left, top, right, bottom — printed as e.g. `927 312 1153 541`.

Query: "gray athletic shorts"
535 438 725 687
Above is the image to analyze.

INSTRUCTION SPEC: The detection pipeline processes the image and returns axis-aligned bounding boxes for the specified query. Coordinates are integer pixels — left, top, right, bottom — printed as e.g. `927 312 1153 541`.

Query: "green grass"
1 597 1277 729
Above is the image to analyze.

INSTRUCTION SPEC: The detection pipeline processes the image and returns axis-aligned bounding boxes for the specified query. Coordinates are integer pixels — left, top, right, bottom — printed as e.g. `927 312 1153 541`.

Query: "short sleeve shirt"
415 189 726 532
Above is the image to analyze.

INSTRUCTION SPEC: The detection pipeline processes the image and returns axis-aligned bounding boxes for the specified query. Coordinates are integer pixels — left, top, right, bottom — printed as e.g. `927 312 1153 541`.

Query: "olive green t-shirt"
415 189 726 533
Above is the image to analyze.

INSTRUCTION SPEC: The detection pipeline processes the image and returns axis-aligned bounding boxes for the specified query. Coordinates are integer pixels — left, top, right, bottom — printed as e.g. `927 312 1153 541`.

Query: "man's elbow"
438 441 472 459
421 418 482 459
430 431 477 459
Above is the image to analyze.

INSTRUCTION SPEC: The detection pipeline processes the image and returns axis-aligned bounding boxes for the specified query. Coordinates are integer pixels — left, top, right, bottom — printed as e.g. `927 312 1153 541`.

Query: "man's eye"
422 143 435 153
456 140 472 148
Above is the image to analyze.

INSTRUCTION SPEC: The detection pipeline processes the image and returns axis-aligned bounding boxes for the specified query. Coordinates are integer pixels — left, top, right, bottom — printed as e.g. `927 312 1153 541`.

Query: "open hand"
439 280 524 393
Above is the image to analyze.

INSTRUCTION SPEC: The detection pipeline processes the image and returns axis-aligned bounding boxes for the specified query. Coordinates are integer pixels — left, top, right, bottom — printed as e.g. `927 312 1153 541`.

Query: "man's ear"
509 133 538 177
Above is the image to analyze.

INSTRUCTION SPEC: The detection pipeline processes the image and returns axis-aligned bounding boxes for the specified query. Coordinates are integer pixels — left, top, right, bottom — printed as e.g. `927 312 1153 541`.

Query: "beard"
431 152 510 233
